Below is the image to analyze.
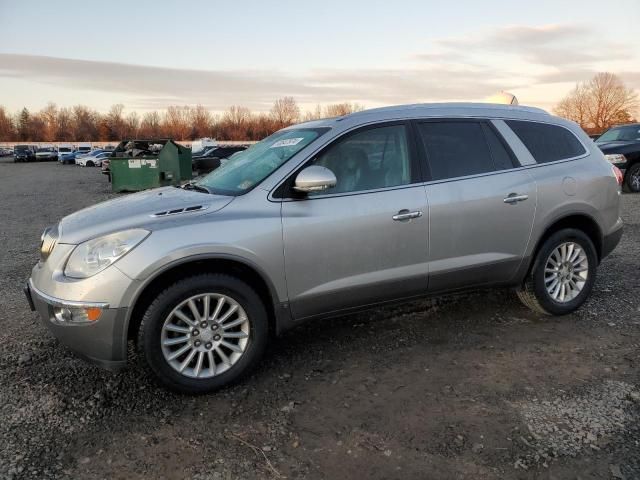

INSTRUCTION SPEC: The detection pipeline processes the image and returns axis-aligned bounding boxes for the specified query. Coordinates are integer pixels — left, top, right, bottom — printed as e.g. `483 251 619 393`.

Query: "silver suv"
25 103 623 393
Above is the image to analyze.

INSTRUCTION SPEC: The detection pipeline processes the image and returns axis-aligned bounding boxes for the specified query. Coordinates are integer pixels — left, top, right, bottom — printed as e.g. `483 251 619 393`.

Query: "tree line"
2 72 634 143
0 98 364 143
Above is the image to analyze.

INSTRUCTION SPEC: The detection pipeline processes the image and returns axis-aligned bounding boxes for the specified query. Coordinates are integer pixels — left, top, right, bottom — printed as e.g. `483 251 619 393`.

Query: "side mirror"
293 166 337 193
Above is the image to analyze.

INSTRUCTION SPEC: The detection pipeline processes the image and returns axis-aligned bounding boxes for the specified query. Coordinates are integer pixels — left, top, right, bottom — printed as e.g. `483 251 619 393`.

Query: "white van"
76 143 92 156
191 138 216 155
57 144 74 163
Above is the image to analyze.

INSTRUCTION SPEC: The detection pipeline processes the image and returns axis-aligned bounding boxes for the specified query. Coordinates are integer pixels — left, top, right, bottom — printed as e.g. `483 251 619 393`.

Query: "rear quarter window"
505 120 586 163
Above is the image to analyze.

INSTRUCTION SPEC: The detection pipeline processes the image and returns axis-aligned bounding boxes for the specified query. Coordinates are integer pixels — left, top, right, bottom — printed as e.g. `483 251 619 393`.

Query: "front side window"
197 127 329 195
309 124 412 195
506 120 586 163
417 121 501 180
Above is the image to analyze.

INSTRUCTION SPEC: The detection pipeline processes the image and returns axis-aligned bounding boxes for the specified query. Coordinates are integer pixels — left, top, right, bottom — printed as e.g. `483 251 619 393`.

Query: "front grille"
40 225 59 262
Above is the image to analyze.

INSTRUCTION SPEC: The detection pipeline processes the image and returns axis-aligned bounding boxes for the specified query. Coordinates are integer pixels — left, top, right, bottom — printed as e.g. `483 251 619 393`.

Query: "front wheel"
517 228 597 315
138 274 269 394
625 163 640 193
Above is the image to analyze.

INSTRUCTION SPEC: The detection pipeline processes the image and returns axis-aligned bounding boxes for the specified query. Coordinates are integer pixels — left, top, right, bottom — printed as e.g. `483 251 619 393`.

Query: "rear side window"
417 121 513 181
505 120 586 163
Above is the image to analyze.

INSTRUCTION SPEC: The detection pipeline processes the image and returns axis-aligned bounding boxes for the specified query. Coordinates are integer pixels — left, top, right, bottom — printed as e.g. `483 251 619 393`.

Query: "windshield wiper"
181 182 211 194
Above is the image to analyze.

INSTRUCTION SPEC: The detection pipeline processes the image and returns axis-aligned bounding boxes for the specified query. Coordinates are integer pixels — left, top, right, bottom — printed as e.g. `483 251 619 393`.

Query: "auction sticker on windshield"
270 138 303 148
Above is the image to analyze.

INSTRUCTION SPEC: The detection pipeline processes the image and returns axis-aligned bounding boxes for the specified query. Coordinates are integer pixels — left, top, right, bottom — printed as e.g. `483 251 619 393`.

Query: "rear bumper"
602 224 623 260
25 279 128 371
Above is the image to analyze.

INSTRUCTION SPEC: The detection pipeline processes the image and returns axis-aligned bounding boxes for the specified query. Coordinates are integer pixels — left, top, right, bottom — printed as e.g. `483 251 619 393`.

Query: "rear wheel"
138 274 269 394
517 228 597 315
625 163 640 193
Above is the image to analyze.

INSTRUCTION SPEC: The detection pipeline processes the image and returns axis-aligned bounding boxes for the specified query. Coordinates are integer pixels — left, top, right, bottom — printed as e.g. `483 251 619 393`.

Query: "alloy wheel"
161 293 250 378
544 242 589 303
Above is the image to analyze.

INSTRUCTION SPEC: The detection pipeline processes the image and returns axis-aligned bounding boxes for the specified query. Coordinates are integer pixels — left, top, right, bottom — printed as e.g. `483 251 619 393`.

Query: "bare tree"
270 97 300 129
125 111 140 138
73 105 99 141
554 72 638 132
139 111 162 138
56 107 73 141
0 106 14 141
324 102 365 117
106 104 126 140
303 104 324 122
189 105 213 139
163 106 191 140
40 102 58 142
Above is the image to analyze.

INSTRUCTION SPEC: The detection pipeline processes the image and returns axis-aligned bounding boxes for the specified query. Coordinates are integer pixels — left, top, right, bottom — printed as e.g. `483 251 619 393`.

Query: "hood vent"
152 205 206 217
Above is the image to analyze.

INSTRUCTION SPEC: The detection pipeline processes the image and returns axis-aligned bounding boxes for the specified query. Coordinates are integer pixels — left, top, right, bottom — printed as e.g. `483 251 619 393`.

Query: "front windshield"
597 125 640 143
197 127 329 195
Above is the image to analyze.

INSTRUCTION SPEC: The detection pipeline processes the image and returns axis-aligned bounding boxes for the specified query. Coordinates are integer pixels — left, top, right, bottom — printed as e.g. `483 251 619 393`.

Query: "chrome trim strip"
28 279 110 309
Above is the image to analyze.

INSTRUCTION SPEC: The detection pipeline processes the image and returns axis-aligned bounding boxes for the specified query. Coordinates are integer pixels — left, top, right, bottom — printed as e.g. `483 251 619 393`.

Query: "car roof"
290 102 553 130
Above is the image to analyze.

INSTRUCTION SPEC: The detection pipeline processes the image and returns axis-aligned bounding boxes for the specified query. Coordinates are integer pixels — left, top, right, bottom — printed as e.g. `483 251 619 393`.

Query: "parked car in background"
35 147 58 161
595 123 640 192
0 147 13 156
192 145 248 175
59 151 82 165
76 150 111 167
25 103 623 394
57 144 74 162
14 145 37 162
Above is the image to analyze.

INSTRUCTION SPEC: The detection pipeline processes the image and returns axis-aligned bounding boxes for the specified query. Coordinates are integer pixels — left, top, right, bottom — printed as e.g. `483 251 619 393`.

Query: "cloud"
419 23 631 69
0 53 514 110
1 24 638 112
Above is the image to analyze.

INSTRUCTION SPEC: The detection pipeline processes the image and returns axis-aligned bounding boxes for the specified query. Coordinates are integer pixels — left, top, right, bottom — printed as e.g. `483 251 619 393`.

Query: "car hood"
597 141 640 155
58 186 233 244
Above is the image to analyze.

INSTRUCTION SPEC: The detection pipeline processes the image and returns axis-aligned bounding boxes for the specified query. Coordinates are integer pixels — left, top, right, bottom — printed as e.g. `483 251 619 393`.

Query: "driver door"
280 122 429 320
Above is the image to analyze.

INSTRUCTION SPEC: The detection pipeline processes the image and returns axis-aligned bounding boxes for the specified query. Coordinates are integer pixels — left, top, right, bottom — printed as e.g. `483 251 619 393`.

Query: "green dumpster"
110 139 192 192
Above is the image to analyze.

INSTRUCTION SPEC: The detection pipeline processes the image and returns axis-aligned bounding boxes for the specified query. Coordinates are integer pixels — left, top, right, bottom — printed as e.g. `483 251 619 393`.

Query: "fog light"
53 306 102 324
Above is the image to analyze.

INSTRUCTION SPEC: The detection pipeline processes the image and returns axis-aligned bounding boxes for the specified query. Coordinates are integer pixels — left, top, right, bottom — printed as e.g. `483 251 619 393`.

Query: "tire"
137 274 269 394
86 160 94 167
625 163 640 193
517 228 597 316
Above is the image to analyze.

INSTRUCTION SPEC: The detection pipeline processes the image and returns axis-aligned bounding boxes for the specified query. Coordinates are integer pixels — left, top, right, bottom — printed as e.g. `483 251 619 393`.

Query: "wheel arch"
124 254 287 348
524 213 603 279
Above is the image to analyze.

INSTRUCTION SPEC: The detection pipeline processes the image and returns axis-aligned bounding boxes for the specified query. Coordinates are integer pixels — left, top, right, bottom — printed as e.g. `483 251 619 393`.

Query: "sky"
0 0 639 115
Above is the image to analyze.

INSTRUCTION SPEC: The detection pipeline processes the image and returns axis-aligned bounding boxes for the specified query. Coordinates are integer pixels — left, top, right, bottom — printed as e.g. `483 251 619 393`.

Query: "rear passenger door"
415 119 537 292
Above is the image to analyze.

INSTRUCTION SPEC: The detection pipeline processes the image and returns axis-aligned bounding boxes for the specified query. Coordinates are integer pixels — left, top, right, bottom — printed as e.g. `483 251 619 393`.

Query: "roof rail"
347 102 549 117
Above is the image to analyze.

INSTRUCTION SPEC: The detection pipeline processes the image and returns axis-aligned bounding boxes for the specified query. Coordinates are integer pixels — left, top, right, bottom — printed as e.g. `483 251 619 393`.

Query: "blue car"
59 151 81 165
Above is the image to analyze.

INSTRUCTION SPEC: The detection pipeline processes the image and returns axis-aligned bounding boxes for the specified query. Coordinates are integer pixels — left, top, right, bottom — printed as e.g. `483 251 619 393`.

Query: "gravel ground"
0 159 639 480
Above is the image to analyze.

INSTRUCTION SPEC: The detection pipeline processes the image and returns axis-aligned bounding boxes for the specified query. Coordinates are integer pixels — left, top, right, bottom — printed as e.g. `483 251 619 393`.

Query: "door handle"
503 193 529 204
392 210 423 221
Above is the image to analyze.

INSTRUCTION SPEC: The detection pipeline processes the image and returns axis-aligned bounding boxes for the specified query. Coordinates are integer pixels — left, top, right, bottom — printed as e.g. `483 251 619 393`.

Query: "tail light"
612 165 623 186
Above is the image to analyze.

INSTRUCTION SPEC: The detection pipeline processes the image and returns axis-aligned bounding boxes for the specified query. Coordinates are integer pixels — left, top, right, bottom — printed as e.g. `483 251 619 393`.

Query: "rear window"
505 120 586 163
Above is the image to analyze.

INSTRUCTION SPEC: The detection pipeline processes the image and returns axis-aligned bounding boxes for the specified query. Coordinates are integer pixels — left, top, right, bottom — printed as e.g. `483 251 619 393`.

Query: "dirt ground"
0 159 639 480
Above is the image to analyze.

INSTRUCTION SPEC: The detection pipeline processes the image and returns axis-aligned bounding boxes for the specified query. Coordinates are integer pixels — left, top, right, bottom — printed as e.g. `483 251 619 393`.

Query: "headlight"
605 154 627 165
64 229 149 279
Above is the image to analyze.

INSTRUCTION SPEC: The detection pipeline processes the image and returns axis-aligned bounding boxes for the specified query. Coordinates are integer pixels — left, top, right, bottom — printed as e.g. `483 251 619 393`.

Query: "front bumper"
25 279 128 371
